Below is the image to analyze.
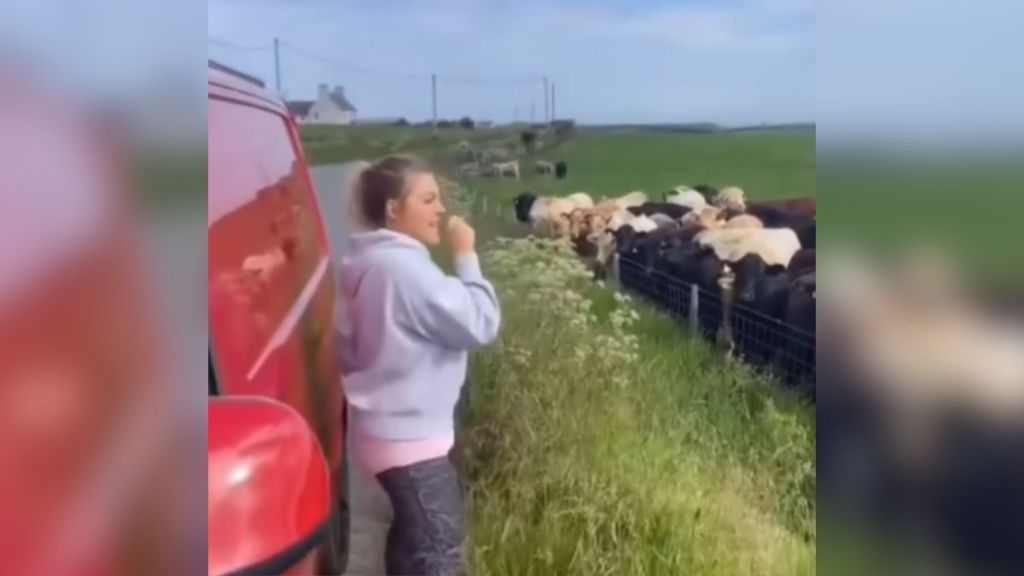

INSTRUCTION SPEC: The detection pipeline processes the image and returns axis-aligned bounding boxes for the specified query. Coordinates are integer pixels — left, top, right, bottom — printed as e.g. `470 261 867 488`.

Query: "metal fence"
617 254 816 394
445 193 816 395
465 192 507 219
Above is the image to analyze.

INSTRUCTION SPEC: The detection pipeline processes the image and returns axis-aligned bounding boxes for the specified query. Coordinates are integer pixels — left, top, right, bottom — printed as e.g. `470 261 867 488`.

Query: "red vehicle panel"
0 68 185 576
208 397 330 576
207 63 348 573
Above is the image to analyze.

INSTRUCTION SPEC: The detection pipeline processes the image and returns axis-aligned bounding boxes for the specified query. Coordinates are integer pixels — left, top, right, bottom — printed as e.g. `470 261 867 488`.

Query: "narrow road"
312 163 392 576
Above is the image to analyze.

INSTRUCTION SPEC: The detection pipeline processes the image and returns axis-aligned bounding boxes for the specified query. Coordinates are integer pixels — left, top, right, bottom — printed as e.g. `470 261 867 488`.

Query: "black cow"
617 225 703 277
614 227 671 302
660 242 723 291
732 254 789 316
614 230 649 296
659 243 726 338
612 225 644 256
781 271 816 396
693 184 719 200
627 202 693 220
795 223 816 249
788 249 816 278
730 253 791 368
743 205 815 230
512 192 537 223
555 161 568 179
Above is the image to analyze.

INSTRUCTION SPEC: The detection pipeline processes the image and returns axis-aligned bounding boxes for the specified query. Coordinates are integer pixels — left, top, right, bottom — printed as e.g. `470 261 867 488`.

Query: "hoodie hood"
339 229 429 298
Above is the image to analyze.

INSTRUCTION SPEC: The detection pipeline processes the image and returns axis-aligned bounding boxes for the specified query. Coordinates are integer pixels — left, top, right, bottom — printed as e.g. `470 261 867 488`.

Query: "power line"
279 40 429 81
552 82 557 121
211 35 552 114
211 36 545 86
208 37 273 51
436 74 543 87
280 39 543 86
543 76 549 122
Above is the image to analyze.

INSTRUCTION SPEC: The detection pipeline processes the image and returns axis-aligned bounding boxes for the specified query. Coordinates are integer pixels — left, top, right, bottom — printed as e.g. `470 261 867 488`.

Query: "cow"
555 161 568 179
781 271 816 395
627 202 693 220
747 197 816 217
788 249 816 278
535 160 555 175
729 254 792 369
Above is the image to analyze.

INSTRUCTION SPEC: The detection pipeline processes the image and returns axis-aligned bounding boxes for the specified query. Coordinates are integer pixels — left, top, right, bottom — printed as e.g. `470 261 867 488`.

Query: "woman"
336 155 501 575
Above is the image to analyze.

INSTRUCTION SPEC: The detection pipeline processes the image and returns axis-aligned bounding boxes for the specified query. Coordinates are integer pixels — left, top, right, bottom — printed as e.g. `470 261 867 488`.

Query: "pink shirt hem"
351 429 455 476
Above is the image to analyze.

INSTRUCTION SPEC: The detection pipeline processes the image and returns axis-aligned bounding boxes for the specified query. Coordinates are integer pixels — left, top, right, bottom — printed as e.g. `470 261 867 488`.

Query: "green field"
468 129 815 207
302 125 812 190
305 124 1019 288
302 124 815 211
306 125 817 574
300 124 522 167
819 158 1024 287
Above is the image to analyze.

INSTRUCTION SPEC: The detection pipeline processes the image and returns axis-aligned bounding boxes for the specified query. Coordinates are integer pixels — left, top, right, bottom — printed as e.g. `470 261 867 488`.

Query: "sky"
0 0 1019 136
816 0 1024 144
207 0 815 126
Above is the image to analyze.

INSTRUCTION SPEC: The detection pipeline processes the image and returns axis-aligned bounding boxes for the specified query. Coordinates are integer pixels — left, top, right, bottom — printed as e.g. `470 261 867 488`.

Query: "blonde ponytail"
345 160 375 234
346 155 430 231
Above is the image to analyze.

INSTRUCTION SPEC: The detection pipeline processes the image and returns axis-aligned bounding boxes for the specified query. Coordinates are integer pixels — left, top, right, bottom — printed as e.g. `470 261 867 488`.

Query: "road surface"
312 163 393 576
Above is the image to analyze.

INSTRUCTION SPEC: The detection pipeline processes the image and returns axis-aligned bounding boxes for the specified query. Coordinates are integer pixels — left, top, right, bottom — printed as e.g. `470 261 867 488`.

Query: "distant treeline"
728 123 816 133
581 122 815 134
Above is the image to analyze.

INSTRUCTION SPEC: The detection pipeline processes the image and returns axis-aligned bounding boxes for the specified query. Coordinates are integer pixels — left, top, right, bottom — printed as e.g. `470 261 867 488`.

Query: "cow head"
612 225 640 254
693 184 719 200
733 254 766 303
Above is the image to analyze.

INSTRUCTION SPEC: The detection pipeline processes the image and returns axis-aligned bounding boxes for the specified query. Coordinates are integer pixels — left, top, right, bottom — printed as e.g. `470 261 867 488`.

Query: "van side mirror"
208 397 330 576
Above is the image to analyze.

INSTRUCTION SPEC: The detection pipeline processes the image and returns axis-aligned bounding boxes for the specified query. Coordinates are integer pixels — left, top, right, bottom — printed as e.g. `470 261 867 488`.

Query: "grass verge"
460 236 815 575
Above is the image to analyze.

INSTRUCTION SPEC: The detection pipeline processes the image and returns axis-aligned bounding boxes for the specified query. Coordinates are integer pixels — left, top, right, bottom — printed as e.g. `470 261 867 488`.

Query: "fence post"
688 284 699 333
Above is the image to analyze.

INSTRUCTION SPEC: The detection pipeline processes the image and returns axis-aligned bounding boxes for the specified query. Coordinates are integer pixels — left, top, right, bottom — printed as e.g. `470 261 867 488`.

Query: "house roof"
329 92 357 113
286 101 314 116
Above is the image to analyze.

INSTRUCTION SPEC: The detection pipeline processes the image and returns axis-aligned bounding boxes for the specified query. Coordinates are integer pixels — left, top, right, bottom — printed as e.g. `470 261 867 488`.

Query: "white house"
286 84 357 125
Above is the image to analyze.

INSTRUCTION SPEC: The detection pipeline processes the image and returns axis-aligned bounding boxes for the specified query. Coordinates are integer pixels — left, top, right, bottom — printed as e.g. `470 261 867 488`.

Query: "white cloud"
818 0 1024 141
208 0 814 124
601 2 809 54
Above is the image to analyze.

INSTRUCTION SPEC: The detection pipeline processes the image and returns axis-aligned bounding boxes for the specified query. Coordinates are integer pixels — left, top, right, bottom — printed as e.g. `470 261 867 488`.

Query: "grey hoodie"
336 229 501 440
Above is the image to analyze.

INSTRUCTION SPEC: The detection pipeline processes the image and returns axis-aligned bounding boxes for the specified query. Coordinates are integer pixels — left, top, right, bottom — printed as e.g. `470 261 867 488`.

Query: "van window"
207 98 329 393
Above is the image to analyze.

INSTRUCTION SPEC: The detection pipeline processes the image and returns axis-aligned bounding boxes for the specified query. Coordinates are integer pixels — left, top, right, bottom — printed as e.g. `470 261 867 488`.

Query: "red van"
207 62 349 574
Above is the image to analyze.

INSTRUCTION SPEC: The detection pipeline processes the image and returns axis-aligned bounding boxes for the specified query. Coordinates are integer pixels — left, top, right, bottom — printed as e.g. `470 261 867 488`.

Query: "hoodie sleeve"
396 252 501 350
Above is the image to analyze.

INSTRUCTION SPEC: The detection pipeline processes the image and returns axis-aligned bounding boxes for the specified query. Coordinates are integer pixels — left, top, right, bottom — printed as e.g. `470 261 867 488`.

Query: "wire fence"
442 179 815 395
617 254 816 394
465 192 507 220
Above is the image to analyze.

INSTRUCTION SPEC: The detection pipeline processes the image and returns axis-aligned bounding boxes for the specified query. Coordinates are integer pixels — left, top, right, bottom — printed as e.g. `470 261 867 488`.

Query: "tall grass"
460 237 815 575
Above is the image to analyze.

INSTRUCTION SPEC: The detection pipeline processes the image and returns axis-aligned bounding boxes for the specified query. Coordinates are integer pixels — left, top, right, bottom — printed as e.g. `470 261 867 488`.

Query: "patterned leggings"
376 455 466 576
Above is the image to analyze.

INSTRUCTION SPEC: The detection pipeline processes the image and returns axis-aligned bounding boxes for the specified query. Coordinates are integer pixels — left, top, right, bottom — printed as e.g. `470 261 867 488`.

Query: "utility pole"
531 100 535 123
431 73 437 136
551 82 557 122
543 76 549 123
274 37 281 93
514 106 519 123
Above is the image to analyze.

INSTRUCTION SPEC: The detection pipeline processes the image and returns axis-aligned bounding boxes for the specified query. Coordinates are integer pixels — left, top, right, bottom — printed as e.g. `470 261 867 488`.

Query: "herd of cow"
511 183 817 395
501 173 1024 573
459 158 569 180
